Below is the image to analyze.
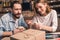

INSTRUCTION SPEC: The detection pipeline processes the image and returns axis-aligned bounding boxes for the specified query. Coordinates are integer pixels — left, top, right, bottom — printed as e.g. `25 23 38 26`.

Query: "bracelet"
12 30 14 35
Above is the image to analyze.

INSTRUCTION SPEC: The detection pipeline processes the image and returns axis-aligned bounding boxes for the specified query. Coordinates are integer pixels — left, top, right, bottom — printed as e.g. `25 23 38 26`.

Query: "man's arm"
0 18 13 36
2 32 12 36
2 28 21 36
20 17 28 29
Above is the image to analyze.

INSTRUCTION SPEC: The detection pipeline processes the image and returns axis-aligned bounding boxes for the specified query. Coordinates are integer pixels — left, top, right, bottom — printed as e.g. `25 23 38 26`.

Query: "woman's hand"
33 23 40 29
33 23 43 30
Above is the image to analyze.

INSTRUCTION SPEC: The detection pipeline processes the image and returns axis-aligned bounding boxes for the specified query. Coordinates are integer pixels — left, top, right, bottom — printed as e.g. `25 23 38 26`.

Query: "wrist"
12 30 14 35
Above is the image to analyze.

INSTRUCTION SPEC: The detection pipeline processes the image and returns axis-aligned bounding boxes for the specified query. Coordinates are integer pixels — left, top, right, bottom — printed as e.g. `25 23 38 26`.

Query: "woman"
28 0 58 32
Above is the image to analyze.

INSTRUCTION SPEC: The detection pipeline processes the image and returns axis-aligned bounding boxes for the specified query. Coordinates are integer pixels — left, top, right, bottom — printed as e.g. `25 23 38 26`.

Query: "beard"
12 13 21 19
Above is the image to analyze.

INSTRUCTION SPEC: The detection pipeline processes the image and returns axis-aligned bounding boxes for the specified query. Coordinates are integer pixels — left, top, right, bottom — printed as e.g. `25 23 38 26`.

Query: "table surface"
2 32 60 40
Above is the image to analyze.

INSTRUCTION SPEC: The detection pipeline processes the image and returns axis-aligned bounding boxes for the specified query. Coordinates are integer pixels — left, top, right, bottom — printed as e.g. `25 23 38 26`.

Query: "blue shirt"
0 13 28 36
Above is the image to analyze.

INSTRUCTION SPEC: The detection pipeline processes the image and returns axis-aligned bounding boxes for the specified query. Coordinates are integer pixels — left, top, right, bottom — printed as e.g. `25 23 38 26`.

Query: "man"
0 1 28 39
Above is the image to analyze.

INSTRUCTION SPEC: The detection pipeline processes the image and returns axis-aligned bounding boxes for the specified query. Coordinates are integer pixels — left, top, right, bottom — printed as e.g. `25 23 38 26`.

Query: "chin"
16 17 20 19
16 16 20 19
41 12 45 14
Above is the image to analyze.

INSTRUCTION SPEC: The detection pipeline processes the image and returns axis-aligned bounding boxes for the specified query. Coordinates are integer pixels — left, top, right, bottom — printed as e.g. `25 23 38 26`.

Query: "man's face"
12 3 22 18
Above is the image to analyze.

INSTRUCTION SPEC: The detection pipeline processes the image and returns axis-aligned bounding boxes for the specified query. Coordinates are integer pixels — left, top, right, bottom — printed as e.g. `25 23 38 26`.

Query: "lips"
16 13 21 15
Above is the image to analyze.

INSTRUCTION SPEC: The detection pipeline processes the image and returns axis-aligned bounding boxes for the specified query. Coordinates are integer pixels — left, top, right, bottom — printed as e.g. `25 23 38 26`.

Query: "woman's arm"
40 10 58 32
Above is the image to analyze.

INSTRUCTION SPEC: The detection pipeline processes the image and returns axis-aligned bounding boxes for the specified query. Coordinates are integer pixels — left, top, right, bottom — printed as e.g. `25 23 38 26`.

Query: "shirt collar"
9 13 23 22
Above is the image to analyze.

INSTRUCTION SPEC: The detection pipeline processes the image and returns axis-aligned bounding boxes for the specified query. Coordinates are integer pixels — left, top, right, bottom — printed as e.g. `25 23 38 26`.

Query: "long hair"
34 0 51 15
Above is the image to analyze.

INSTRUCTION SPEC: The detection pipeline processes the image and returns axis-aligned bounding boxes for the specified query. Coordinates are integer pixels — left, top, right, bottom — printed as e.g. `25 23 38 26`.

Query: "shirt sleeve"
0 18 4 36
21 17 28 29
52 10 58 32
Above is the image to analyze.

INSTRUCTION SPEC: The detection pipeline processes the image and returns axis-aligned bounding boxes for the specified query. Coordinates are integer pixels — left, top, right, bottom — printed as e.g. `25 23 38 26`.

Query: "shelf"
48 0 60 3
51 5 60 8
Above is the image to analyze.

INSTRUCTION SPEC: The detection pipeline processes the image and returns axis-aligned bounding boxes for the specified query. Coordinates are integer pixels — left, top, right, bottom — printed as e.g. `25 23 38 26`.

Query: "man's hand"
13 28 20 34
18 27 26 32
13 26 25 34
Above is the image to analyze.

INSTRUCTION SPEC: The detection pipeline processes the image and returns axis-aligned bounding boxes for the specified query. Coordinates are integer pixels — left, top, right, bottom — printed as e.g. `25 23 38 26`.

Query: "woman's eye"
39 6 42 8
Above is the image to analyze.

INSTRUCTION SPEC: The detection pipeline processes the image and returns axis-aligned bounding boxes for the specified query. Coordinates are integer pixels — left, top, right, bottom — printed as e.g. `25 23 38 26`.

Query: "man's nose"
18 10 21 13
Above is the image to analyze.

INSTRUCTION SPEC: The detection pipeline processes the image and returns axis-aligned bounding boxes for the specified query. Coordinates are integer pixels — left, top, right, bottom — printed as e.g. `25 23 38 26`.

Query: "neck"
13 16 19 21
43 13 47 16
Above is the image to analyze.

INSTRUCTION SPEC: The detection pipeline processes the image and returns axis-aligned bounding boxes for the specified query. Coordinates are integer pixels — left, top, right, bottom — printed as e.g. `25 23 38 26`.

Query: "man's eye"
15 9 21 10
15 9 18 10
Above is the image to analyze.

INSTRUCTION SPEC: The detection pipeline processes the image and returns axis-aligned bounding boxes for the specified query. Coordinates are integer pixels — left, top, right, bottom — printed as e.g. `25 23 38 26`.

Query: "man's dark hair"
10 1 21 8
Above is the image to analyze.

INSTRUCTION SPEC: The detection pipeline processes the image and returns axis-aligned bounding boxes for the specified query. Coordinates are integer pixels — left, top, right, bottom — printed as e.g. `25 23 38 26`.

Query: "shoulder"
49 9 57 16
51 9 57 14
1 13 11 21
1 13 10 18
49 9 57 19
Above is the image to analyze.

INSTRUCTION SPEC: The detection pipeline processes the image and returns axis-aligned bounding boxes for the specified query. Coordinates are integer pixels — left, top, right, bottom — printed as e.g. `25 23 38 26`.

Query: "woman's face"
36 3 47 15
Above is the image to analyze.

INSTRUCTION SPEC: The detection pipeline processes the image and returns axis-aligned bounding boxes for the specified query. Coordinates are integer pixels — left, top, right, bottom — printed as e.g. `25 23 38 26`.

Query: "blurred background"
0 0 60 31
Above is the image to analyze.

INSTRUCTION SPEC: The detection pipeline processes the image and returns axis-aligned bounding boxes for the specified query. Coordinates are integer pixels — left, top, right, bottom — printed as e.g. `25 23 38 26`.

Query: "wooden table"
10 29 45 40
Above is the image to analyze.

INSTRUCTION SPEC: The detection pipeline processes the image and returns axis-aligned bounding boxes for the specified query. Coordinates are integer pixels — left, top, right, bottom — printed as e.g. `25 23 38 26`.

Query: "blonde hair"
34 0 51 14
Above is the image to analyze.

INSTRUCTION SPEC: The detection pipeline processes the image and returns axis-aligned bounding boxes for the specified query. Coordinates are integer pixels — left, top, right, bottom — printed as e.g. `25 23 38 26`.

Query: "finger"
19 29 22 32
